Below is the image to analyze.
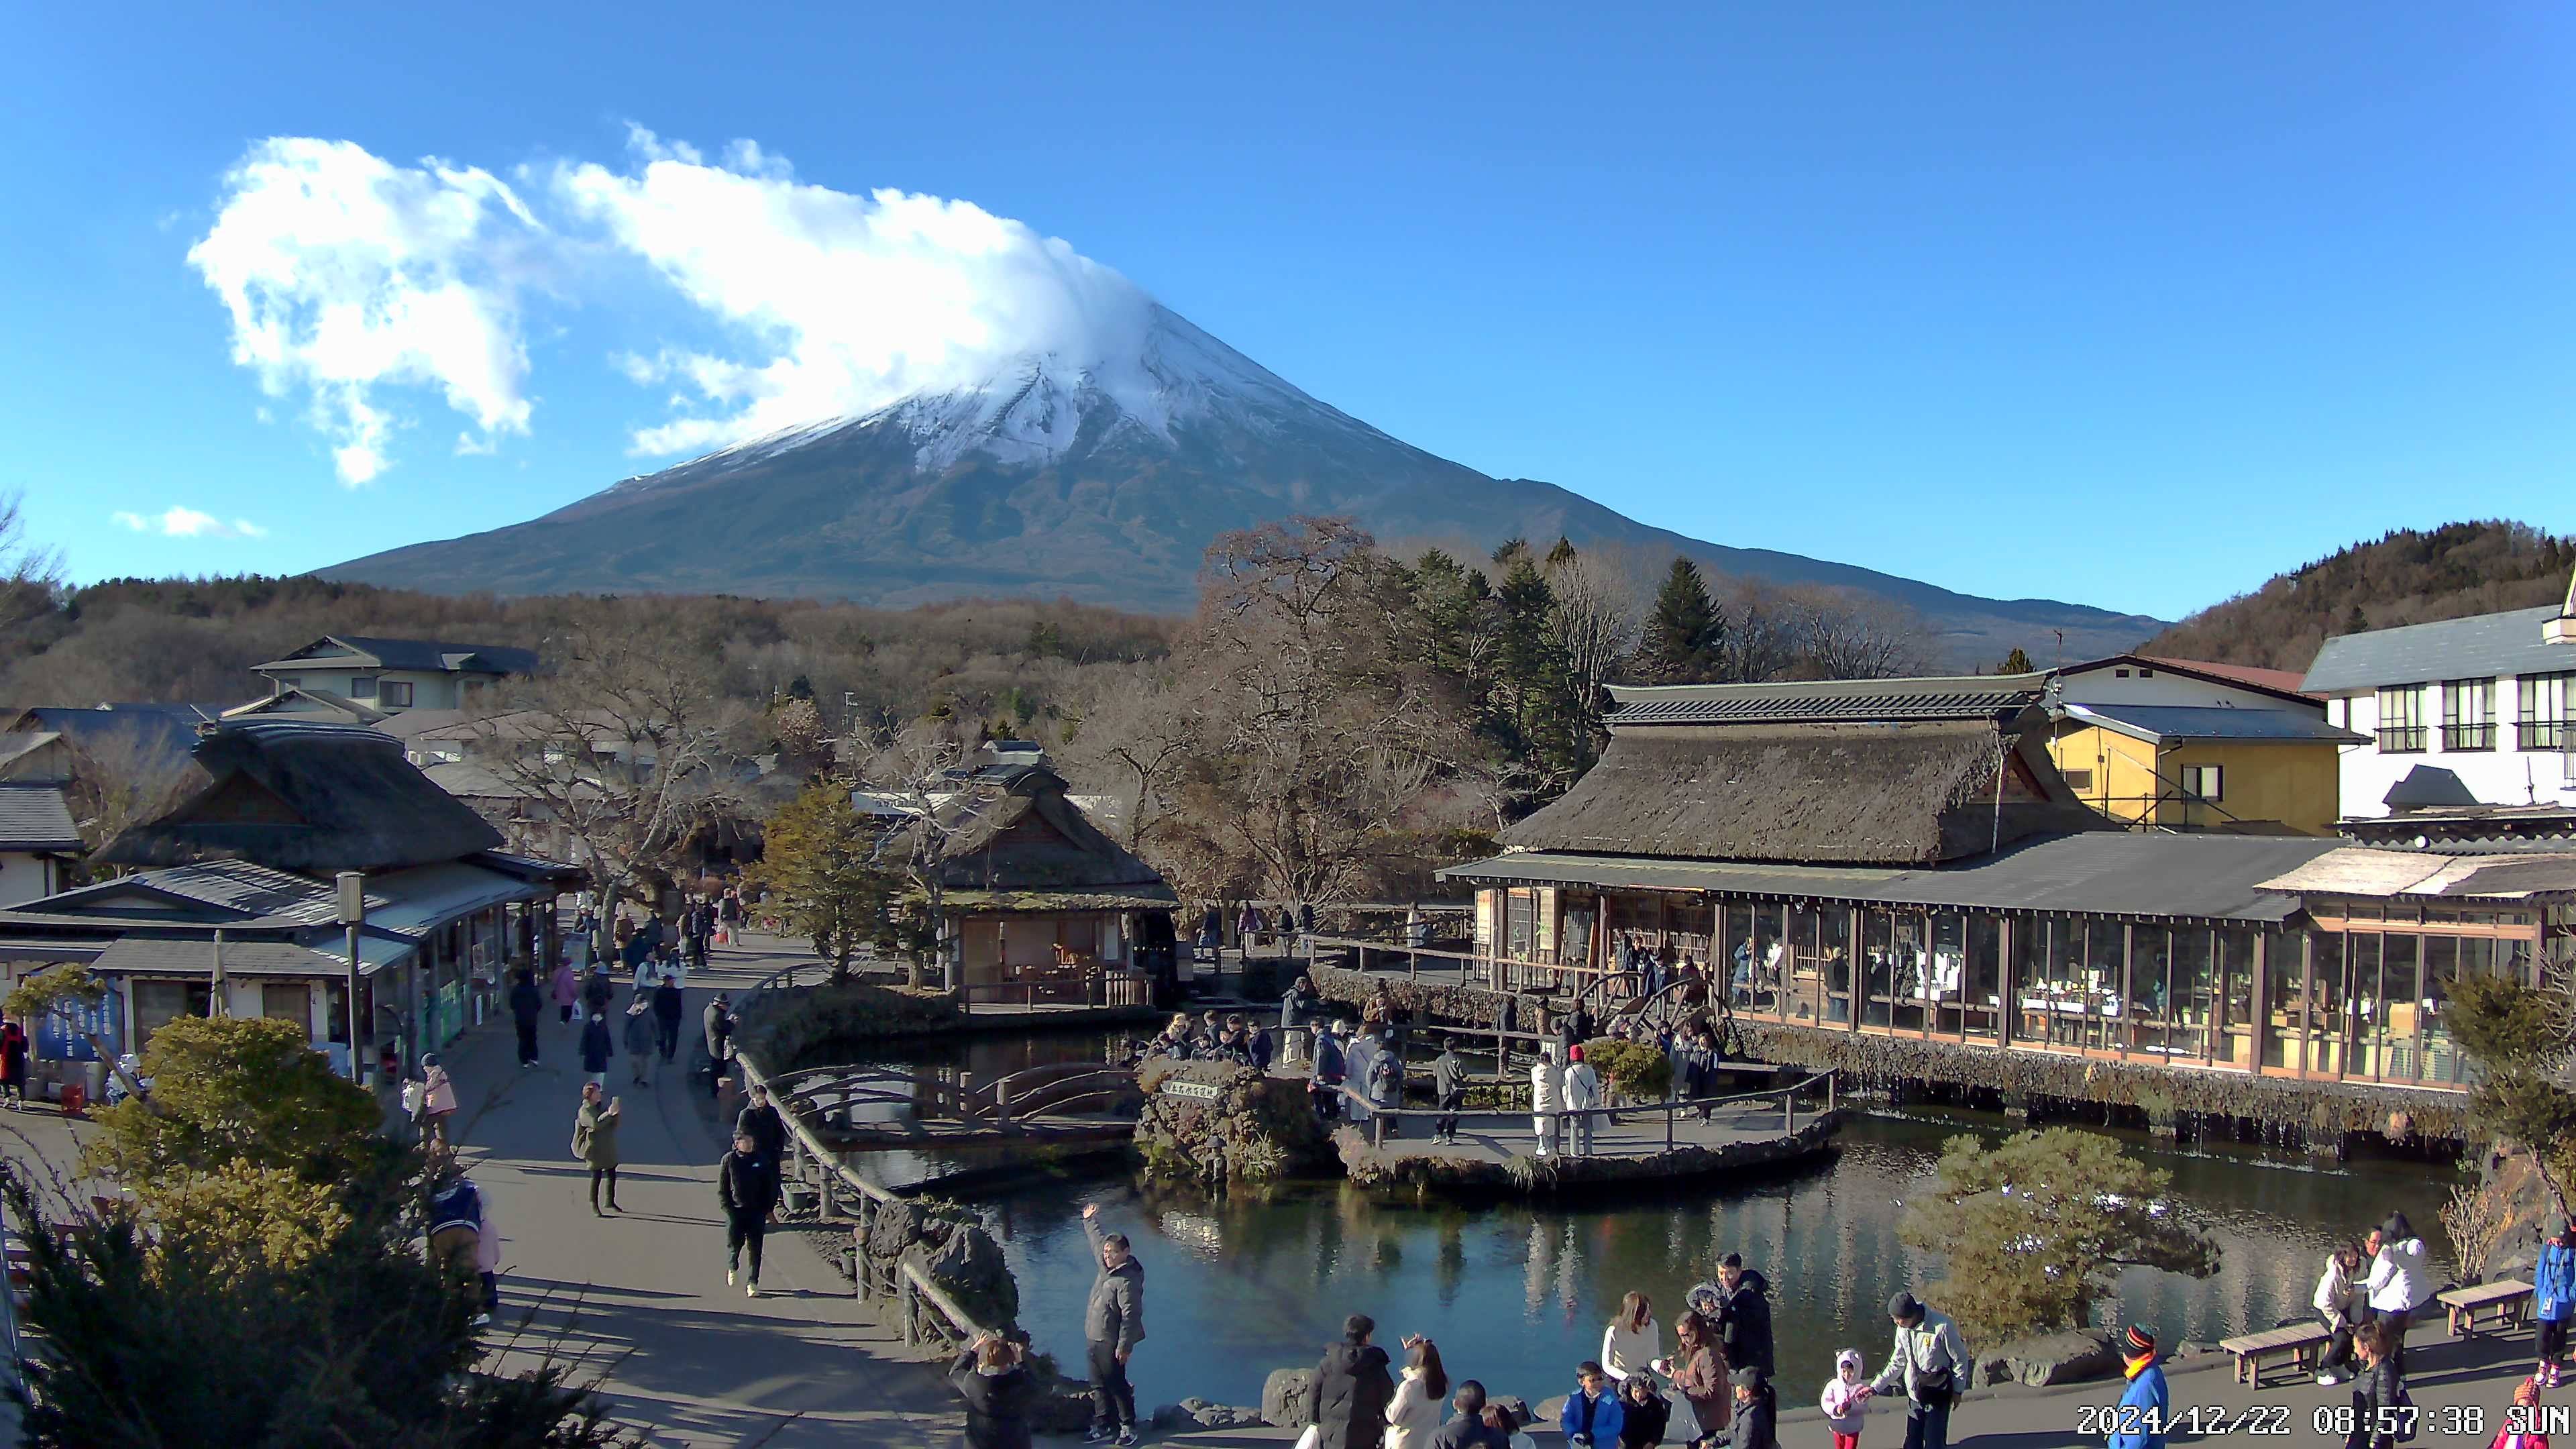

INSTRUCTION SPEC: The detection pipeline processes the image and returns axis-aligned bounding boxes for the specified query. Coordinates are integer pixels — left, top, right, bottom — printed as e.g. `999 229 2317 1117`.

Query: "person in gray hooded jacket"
1081 1203 1145 1445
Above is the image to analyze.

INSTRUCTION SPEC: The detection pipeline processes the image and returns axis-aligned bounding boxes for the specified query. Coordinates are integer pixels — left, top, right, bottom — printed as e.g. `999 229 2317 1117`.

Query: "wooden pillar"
1847 906 1864 1031
1996 915 2015 1049
2251 928 2271 1073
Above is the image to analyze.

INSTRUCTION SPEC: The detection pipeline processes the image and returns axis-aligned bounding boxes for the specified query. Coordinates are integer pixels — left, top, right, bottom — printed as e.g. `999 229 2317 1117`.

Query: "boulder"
1263 1367 1317 1427
1152 1399 1265 1430
1998 1328 2118 1387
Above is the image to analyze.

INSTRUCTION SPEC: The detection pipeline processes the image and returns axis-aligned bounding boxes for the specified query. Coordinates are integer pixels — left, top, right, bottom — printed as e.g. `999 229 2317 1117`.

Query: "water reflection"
970 1112 2453 1415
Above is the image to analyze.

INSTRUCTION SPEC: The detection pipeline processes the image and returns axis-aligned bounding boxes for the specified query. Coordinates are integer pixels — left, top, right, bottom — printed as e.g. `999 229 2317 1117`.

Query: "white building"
2302 602 2576 824
242 635 538 714
0 784 80 908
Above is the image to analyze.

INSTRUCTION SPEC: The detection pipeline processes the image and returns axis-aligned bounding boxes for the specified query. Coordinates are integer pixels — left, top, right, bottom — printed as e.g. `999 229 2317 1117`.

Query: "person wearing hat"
1870 1291 1969 1449
702 991 735 1100
1729 1366 1778 1449
622 993 657 1086
2105 1326 2167 1449
2363 1212 2432 1375
1615 1367 1672 1449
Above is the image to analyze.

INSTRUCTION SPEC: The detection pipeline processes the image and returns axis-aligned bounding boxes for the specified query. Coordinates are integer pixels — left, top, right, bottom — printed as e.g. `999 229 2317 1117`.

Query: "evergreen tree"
2344 604 2370 636
1545 535 1577 569
1638 557 1726 682
1495 559 1586 786
1996 647 2035 674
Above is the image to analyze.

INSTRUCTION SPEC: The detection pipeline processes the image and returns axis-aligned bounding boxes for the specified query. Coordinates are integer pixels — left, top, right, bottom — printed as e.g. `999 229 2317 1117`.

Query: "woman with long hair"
1603 1291 1661 1381
1384 1335 1448 1449
1655 1309 1730 1449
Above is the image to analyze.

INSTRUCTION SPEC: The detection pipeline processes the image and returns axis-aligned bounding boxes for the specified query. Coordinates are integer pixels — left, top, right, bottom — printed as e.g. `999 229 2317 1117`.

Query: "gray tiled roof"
1605 673 2047 727
0 784 80 851
2057 702 2367 745
253 635 539 677
2302 606 2576 693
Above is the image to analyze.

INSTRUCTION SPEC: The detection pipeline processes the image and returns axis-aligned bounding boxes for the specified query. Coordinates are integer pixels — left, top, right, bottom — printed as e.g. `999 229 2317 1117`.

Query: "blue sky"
7 3 2571 621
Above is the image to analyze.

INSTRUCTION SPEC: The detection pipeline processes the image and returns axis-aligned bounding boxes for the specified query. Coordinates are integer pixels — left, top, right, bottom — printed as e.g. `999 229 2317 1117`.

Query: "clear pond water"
821 1030 2458 1415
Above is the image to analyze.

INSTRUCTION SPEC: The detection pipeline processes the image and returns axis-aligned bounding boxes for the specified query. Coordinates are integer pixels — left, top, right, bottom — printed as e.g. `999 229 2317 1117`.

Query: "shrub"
1580 1037 1672 1102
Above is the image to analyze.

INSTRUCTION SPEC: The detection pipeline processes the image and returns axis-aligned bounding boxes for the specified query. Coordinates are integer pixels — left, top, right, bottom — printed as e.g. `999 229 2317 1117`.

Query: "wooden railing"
1338 1068 1839 1152
961 971 1152 1012
770 1059 1142 1132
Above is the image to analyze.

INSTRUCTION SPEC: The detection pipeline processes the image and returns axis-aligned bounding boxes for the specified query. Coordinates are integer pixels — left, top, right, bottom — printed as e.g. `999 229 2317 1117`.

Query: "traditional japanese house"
1442 675 2572 1134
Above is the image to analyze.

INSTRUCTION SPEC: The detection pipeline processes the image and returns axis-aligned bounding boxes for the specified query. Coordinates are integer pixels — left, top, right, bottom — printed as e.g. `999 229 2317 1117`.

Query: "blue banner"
36 986 120 1063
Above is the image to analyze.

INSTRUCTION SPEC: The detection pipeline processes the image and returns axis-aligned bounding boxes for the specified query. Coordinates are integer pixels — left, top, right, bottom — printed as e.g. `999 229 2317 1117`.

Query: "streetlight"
337 871 367 1085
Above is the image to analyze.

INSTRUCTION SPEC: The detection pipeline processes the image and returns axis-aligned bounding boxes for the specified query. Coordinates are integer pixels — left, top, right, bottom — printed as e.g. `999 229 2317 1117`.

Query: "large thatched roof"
922 764 1174 906
1503 715 2106 867
101 720 502 874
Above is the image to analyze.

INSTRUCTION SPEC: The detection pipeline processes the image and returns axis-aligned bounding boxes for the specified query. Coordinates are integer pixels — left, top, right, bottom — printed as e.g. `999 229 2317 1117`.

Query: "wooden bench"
2439 1279 2534 1337
2220 1323 2335 1385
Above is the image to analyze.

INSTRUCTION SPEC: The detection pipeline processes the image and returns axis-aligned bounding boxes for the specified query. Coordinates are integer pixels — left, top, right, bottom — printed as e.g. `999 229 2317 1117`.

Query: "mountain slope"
2143 521 2575 670
329 305 2163 663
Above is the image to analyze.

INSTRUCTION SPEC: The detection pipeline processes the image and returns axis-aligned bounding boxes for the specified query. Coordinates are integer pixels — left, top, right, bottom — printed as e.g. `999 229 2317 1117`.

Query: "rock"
1495 1396 1533 1425
1976 1354 2016 1389
1263 1367 1316 1427
1154 1401 1263 1430
1998 1328 2118 1387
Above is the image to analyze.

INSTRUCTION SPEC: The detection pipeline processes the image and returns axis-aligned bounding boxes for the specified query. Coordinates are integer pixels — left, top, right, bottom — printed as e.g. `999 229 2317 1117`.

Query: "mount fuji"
325 304 2162 661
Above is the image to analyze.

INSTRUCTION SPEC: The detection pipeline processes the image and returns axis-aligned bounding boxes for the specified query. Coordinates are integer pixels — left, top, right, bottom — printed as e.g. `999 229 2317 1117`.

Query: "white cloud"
112 506 269 539
189 127 1172 475
188 138 550 485
556 127 1157 457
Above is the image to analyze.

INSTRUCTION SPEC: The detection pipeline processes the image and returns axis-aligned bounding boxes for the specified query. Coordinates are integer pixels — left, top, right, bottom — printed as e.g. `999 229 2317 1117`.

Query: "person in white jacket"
1602 1291 1660 1381
1532 1044 1564 1157
2363 1212 2432 1374
1562 1046 1603 1156
1384 1336 1446 1449
2312 1244 2365 1384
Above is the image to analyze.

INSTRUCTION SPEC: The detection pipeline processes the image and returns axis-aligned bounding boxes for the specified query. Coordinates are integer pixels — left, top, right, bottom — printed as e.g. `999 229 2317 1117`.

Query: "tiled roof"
2302 606 2576 693
2057 702 2366 745
1605 674 2047 727
0 784 80 851
253 635 539 677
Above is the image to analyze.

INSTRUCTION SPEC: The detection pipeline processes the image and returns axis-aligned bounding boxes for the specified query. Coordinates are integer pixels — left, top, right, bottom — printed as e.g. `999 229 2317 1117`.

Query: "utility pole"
337 871 368 1084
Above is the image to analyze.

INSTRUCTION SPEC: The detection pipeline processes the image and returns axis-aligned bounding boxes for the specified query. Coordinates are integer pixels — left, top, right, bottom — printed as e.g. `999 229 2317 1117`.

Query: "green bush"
1580 1037 1671 1102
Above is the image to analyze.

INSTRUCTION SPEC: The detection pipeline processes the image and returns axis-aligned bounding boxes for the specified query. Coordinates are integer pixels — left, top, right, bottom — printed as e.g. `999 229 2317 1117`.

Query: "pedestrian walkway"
451 934 971 1447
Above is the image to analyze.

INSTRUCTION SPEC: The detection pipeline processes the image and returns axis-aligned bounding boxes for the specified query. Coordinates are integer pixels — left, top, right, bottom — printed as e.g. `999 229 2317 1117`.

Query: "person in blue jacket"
2106 1325 2167 1449
2536 1219 2576 1389
1561 1361 1625 1448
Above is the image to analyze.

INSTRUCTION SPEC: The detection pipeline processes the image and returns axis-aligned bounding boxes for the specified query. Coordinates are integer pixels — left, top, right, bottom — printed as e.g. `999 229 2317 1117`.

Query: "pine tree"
1495 559 1587 786
2344 604 2370 636
1996 647 2035 674
1638 557 1725 682
1545 535 1577 569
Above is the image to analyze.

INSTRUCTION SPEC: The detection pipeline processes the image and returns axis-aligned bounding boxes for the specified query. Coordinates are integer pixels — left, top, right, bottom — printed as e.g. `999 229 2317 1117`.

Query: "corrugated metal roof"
92 934 370 979
2302 606 2576 693
363 861 549 938
1606 674 2048 727
0 784 80 851
2257 847 2576 900
2058 702 2367 745
1441 832 2341 922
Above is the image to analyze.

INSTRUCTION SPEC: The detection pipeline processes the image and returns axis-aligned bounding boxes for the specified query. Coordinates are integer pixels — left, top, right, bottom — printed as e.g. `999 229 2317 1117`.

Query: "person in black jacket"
1719 1255 1775 1377
508 969 544 1067
736 1082 789 1188
717 1130 780 1297
1618 1371 1673 1448
949 1332 1037 1449
1730 1366 1778 1449
1433 1380 1506 1449
2345 1318 2407 1449
1312 1313 1396 1449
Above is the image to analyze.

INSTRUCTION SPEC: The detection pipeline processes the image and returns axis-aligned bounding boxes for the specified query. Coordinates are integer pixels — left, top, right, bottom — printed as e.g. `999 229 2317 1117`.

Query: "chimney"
2548 567 2576 646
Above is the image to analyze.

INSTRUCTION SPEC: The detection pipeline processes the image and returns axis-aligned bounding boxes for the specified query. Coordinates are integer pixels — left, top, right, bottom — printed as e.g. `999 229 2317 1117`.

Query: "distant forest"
2143 521 2575 672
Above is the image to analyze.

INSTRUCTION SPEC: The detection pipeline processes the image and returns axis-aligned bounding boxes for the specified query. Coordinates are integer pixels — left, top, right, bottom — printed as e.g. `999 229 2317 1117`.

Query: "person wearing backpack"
2536 1220 2576 1388
1365 1028 1404 1138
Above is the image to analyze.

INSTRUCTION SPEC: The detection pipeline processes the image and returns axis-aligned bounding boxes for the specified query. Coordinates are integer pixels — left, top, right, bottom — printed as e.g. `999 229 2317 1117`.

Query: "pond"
818 1031 2459 1415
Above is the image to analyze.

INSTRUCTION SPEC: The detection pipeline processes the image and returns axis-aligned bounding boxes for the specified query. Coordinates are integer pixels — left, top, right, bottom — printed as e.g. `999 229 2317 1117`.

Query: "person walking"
1562 1046 1602 1156
2345 1319 2406 1449
737 1080 788 1187
718 888 746 950
502 969 543 1069
1431 1037 1466 1144
1719 1254 1776 1379
1282 973 1318 1069
1820 1348 1873 1449
718 1128 780 1297
579 1010 615 1090
1870 1293 1968 1449
427 1165 492 1326
2105 1326 2167 1449
1386 1336 1448 1449
1654 1310 1730 1449
1312 1313 1395 1449
1 1017 31 1109
1310 1020 1348 1122
582 963 614 1020
1532 1042 1564 1157
652 970 686 1064
623 996 656 1087
419 1053 458 1146
2315 1244 2367 1385
2537 1220 2576 1387
702 991 734 1098
551 957 578 1026
572 1082 622 1216
2363 1212 2432 1376
1603 1291 1660 1381
1560 1361 1625 1448
951 1332 1038 1449
1079 1203 1144 1446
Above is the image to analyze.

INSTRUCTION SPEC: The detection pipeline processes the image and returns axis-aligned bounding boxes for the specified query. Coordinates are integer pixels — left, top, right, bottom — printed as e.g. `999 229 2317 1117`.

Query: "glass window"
2376 686 2428 753
2178 765 2223 801
1889 912 1928 1033
1928 913 1967 1037
1820 906 1852 1025
2316 932 2363 1076
1861 910 1894 1028
2062 767 2095 792
347 675 378 698
132 979 213 1051
2380 934 2420 1081
2522 673 2573 752
380 679 415 708
1746 906 1781 1016
2218 927 2256 1067
2085 920 2127 1050
2443 679 2496 751
2263 931 2303 1069
2172 928 2214 1060
2129 926 2172 1054
1787 904 1830 1024
2422 936 2461 1085
1965 916 2002 1043
261 983 313 1039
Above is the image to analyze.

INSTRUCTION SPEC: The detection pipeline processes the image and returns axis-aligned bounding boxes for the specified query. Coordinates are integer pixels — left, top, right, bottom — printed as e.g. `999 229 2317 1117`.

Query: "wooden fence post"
1784 1087 1796 1134
1826 1071 1836 1115
900 1273 918 1347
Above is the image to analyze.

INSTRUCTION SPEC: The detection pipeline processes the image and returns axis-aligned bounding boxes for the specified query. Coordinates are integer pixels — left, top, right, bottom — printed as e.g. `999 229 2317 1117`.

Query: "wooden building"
1444 675 2576 1128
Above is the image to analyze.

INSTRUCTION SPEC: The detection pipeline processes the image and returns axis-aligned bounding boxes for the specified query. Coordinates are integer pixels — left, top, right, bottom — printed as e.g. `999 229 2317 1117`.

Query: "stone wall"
1309 964 1514 1029
1134 1057 1333 1183
1334 1112 1845 1195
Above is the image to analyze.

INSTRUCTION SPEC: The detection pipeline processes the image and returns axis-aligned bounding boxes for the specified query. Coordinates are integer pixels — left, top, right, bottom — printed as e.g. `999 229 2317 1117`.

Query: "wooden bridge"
767 1060 1146 1150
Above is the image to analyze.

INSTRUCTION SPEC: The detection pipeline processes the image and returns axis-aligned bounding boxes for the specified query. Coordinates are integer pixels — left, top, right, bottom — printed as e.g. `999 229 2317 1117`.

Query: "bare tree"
850 725 970 990
61 723 207 865
1780 585 1933 680
480 616 755 950
1544 543 1648 707
0 489 64 640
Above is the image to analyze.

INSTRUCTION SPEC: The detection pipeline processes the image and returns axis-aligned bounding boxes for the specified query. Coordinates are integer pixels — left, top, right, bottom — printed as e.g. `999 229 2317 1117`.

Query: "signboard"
36 985 120 1063
1157 1079 1222 1101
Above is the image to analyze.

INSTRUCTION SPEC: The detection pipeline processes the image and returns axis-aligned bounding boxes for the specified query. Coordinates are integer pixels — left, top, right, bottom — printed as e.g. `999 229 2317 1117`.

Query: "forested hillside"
2143 522 2574 672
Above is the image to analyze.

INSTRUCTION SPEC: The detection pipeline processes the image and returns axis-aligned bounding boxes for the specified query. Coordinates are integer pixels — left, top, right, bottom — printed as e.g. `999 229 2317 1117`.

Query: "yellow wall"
2047 726 2341 836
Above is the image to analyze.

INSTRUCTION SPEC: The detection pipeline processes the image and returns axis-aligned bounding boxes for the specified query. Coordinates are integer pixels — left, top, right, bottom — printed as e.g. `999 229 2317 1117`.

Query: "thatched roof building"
1504 674 2106 867
922 759 1177 913
101 720 502 874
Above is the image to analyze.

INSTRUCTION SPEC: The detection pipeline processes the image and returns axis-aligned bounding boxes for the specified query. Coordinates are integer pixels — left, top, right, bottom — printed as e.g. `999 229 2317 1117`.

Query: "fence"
961 970 1152 1012
771 1059 1142 1133
1338 1067 1839 1153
